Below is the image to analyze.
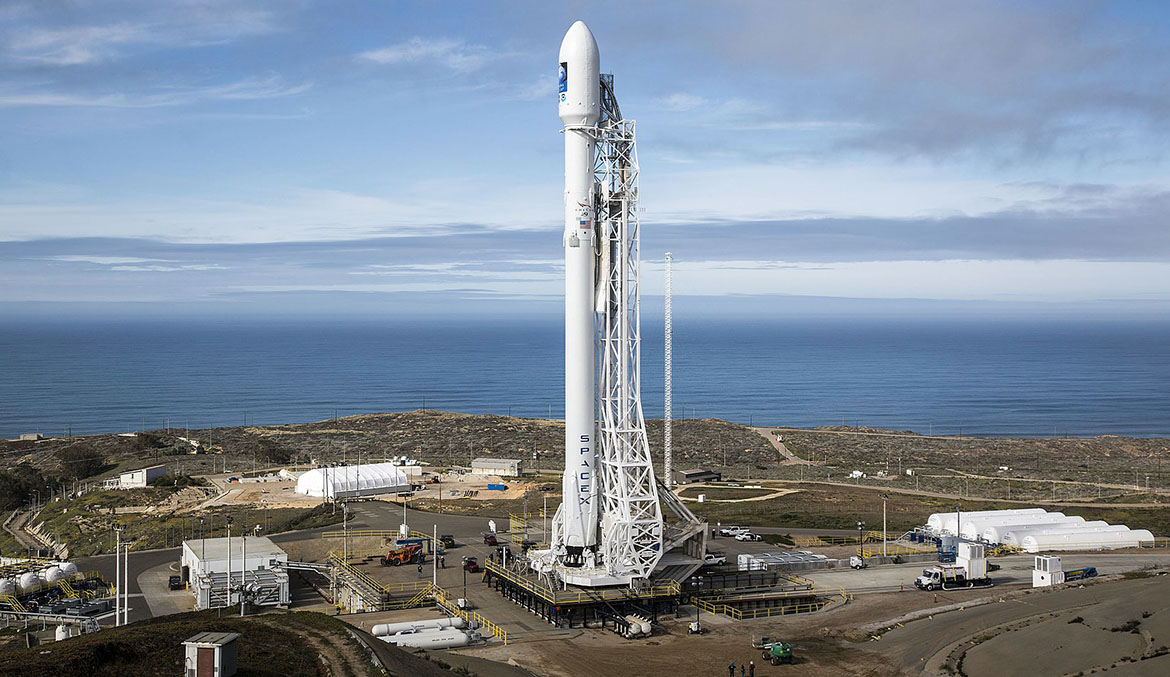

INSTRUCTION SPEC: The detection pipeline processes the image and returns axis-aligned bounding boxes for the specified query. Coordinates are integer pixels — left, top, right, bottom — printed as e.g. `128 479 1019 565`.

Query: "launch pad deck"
481 554 831 630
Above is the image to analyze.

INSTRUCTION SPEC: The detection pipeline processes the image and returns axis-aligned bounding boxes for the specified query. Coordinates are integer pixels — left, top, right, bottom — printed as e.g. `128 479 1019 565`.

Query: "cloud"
358 38 505 72
0 75 311 108
109 263 227 272
49 255 160 265
2 3 280 66
45 254 226 272
695 1 1170 161
657 92 707 112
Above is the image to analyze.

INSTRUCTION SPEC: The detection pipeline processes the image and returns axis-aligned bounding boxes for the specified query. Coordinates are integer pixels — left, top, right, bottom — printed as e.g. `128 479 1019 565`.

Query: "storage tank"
371 617 465 637
958 513 1070 541
59 562 79 577
983 517 1087 544
1002 523 1113 546
18 572 40 592
1021 529 1155 553
380 628 472 649
0 579 15 596
928 509 1046 535
43 566 63 584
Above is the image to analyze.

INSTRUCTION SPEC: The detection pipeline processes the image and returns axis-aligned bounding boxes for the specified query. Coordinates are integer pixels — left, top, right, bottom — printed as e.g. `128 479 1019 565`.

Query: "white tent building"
294 462 411 500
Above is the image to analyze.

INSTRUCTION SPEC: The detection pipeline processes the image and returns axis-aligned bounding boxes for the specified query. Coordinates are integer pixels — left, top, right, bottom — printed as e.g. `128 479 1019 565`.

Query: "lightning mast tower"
663 252 673 487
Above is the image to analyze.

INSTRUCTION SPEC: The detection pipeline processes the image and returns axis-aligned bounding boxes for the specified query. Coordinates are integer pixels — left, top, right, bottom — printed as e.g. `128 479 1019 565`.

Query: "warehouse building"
293 462 411 500
672 468 722 485
181 536 289 610
470 457 525 478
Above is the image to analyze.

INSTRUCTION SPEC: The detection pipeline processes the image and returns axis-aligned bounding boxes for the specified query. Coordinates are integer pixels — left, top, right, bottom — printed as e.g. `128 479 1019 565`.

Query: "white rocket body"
559 21 600 552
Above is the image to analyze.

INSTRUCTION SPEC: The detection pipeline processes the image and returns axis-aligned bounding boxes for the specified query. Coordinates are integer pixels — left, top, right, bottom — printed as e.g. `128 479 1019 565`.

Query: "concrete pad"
137 561 193 617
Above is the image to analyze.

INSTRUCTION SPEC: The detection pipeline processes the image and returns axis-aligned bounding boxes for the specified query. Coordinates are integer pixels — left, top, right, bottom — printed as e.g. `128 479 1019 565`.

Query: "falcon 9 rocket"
557 20 601 559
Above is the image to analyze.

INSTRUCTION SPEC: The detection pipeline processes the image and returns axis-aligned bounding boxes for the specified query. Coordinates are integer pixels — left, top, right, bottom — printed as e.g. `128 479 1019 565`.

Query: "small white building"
183 631 239 677
181 536 289 610
470 458 525 478
104 464 167 489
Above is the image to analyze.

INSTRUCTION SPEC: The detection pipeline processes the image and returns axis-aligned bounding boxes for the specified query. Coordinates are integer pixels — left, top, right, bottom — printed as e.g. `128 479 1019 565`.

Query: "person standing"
748 661 755 677
740 663 745 677
417 561 423 579
727 661 735 677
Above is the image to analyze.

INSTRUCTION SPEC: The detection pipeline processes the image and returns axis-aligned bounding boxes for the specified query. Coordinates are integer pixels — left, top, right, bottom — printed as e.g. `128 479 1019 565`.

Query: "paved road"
751 427 814 465
76 546 179 625
804 551 1170 594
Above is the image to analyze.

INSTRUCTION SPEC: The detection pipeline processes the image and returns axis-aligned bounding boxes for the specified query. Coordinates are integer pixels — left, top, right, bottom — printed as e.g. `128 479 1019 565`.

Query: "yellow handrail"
1 595 26 613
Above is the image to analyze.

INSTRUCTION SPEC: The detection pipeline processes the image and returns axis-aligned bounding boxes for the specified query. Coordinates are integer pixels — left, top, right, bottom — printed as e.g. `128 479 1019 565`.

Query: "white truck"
704 552 727 566
914 543 992 590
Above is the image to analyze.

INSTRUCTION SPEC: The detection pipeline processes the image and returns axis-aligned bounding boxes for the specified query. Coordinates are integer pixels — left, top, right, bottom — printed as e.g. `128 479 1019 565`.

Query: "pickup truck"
718 526 748 537
735 532 762 542
704 552 727 566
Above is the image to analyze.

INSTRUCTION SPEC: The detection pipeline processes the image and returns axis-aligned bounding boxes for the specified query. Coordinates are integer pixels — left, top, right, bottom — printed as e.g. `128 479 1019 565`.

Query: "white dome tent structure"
294 462 411 500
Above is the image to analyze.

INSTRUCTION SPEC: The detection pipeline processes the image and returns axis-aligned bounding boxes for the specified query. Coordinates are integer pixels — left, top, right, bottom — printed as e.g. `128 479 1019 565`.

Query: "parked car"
703 552 727 566
483 533 498 546
168 575 183 590
718 525 748 537
439 534 456 548
462 556 480 573
735 532 763 542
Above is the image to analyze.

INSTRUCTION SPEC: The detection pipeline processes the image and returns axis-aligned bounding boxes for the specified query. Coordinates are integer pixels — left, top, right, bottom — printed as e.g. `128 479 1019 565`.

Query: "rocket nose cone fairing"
558 21 600 126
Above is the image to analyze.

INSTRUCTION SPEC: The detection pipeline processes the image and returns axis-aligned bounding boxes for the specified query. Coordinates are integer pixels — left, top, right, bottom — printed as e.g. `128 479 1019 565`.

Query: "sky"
2 0 1170 319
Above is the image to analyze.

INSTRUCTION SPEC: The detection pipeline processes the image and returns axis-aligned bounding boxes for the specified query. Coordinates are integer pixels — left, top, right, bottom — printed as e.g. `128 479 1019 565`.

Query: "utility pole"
880 494 888 558
226 516 233 610
114 527 122 626
240 530 247 617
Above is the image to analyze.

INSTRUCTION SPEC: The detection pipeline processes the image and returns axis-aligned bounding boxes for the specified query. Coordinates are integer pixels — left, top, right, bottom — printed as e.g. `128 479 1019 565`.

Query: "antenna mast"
663 252 673 487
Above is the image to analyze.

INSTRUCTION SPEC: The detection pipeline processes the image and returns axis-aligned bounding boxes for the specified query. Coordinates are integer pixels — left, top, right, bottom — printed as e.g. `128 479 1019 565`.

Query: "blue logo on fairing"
558 63 567 94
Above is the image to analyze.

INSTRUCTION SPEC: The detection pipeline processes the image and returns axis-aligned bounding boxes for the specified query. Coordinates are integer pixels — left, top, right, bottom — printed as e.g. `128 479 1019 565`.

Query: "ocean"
1 316 1167 439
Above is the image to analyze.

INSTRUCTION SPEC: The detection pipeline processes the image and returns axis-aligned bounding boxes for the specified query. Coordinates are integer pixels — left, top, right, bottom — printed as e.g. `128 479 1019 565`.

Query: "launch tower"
545 21 706 588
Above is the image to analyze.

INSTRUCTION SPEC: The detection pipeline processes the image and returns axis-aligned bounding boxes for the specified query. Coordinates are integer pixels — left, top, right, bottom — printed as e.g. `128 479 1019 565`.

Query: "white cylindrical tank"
380 628 471 649
622 615 647 637
371 617 465 637
983 517 1086 543
59 562 79 577
0 579 15 596
18 572 39 592
44 566 63 584
959 513 1070 541
1021 529 1155 553
55 625 71 641
1002 522 1113 546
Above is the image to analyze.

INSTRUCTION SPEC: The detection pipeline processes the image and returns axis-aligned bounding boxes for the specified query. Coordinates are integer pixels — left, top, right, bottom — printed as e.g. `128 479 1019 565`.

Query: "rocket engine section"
557 20 601 560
